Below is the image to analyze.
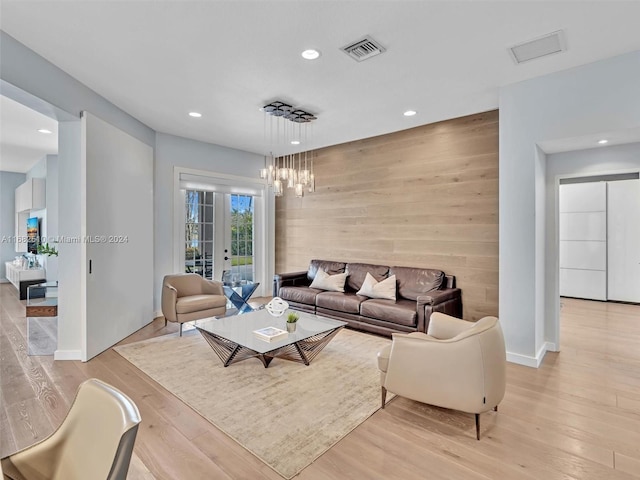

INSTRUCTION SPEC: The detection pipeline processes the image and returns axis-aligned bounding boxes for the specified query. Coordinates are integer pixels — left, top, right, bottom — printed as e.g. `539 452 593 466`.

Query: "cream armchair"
1 378 141 480
377 312 506 440
162 273 227 336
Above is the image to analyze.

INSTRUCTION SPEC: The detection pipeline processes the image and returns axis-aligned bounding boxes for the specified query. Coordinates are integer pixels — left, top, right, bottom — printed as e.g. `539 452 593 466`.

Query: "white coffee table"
193 309 346 368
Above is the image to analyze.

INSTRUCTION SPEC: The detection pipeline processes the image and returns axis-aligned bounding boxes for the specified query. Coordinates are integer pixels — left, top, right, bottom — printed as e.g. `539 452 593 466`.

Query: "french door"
185 191 256 285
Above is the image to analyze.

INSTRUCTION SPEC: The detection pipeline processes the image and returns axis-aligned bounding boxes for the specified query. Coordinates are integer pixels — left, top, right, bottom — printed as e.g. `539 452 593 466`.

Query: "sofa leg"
179 324 183 337
165 318 167 327
494 405 498 412
381 387 387 409
475 413 480 440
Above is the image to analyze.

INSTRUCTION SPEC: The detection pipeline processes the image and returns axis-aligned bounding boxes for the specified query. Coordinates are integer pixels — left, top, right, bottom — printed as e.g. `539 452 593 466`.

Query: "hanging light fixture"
260 100 317 197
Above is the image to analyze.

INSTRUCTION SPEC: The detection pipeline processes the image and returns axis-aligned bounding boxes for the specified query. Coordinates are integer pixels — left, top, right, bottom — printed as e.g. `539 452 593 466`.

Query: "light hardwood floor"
2 285 639 479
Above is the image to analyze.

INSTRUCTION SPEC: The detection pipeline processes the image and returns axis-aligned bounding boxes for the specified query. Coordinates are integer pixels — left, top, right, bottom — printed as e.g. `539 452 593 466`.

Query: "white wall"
1 31 156 360
546 143 640 348
2 33 273 357
0 171 26 280
499 50 640 367
45 155 59 281
56 121 83 359
154 132 266 313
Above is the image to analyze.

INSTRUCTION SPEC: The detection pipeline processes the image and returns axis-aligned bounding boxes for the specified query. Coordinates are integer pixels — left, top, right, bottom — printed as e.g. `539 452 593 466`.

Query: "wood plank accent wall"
275 110 498 321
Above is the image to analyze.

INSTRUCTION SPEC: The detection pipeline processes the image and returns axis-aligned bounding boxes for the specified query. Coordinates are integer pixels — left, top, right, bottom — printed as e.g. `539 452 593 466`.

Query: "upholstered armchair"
377 312 506 439
162 273 227 336
1 378 141 480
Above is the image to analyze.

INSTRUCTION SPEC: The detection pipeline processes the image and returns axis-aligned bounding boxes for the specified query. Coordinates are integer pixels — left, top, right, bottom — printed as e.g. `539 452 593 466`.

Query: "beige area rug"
114 328 391 479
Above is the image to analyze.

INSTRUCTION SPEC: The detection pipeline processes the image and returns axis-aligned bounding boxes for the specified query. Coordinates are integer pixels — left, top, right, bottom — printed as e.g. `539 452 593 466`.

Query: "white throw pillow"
309 269 348 292
357 272 397 301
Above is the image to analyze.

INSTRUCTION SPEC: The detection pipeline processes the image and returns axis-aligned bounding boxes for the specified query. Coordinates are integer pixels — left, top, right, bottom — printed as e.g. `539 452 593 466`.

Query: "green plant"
37 243 58 257
287 312 299 324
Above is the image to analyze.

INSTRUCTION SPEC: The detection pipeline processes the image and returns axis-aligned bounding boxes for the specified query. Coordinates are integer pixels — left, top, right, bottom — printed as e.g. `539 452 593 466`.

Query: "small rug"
27 317 57 356
114 328 391 479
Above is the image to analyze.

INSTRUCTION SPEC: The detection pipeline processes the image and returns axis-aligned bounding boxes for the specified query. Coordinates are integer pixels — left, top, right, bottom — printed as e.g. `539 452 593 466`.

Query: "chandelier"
259 101 317 197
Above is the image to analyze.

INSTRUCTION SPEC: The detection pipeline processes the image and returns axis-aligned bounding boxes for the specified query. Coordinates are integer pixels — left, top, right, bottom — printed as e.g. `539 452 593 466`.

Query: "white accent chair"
377 312 506 439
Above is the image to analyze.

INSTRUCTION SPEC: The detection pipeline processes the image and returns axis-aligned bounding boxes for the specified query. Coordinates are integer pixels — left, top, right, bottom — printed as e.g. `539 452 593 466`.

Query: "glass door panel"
227 194 255 285
185 190 214 279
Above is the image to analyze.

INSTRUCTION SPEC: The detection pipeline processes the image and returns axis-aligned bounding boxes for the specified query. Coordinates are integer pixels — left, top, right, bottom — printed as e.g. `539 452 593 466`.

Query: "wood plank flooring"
1 285 639 479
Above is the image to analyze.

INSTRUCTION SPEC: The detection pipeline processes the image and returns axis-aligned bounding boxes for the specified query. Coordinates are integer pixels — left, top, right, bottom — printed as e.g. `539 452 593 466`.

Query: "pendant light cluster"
259 100 317 197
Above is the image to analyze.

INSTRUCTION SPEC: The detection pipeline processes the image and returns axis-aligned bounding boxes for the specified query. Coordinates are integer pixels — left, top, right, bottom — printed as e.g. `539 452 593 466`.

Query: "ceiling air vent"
342 37 386 62
509 30 566 64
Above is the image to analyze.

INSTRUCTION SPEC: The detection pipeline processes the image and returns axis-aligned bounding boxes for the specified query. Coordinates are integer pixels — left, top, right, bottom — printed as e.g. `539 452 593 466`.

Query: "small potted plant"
286 312 299 333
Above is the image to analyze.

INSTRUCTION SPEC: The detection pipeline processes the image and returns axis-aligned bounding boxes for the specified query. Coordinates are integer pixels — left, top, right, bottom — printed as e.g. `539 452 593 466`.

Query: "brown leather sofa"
274 260 462 336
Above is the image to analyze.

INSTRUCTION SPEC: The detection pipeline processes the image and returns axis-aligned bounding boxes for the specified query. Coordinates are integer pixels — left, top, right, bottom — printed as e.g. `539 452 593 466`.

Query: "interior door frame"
550 167 640 354
173 167 272 297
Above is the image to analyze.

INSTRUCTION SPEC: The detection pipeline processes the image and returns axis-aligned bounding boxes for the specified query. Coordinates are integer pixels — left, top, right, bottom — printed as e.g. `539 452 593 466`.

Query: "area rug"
114 327 391 479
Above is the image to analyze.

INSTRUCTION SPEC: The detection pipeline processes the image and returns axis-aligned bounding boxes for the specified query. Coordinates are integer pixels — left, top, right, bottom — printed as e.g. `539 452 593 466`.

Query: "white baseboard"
54 349 82 361
154 310 163 319
506 342 554 368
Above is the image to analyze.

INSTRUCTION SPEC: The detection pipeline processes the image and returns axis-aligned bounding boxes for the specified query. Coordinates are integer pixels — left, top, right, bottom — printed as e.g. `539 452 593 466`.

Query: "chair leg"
475 413 481 440
179 324 183 337
381 387 387 409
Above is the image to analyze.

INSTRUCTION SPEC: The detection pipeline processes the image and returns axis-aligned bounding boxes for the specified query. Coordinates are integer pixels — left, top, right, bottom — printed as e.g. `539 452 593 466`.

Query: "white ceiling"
0 95 58 173
1 1 640 157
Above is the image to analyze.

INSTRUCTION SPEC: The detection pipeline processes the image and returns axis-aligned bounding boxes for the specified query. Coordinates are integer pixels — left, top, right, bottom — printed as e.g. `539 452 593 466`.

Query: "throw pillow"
309 269 348 292
357 272 397 301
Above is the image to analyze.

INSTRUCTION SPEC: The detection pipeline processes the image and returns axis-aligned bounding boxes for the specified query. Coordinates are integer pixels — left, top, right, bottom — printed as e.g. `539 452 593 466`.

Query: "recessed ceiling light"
597 139 608 144
188 112 202 118
301 49 320 60
403 110 417 117
291 140 301 145
37 129 52 134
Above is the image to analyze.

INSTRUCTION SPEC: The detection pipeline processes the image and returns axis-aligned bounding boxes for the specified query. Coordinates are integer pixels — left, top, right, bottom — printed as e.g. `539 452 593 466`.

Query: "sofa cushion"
360 298 417 327
357 273 397 301
309 269 348 292
279 286 323 306
307 260 346 281
390 266 444 301
316 291 366 314
345 263 389 291
176 294 227 314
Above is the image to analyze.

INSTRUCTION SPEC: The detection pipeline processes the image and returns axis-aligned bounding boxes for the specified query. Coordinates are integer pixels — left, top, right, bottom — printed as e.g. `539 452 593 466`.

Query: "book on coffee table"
253 326 288 342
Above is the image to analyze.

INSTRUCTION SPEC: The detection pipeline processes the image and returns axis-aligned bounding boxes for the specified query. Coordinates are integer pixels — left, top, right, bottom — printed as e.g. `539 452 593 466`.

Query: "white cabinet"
559 179 640 303
15 178 46 212
5 262 46 299
607 179 640 302
559 183 607 300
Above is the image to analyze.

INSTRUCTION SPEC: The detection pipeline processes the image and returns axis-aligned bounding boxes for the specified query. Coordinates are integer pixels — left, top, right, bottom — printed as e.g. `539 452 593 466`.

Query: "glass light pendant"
295 183 304 197
273 179 283 196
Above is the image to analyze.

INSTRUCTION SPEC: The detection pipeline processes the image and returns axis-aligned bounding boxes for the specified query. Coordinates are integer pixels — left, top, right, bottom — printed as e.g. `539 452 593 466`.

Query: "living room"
1 1 640 479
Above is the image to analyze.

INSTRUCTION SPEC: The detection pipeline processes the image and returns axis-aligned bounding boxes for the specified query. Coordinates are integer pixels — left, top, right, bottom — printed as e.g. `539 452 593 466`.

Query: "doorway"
184 190 256 285
176 169 269 297
545 143 640 355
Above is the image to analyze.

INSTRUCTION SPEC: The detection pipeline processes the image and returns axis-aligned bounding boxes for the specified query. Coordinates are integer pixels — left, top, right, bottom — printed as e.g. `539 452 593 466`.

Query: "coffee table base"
198 326 344 368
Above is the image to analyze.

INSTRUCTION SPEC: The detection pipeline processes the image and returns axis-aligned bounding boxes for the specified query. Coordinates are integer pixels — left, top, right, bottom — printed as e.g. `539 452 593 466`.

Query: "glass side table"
26 282 58 356
223 282 260 315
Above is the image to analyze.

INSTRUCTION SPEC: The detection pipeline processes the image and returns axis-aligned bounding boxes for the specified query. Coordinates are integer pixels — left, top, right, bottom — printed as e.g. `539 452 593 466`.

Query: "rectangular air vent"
342 37 386 62
509 30 566 64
